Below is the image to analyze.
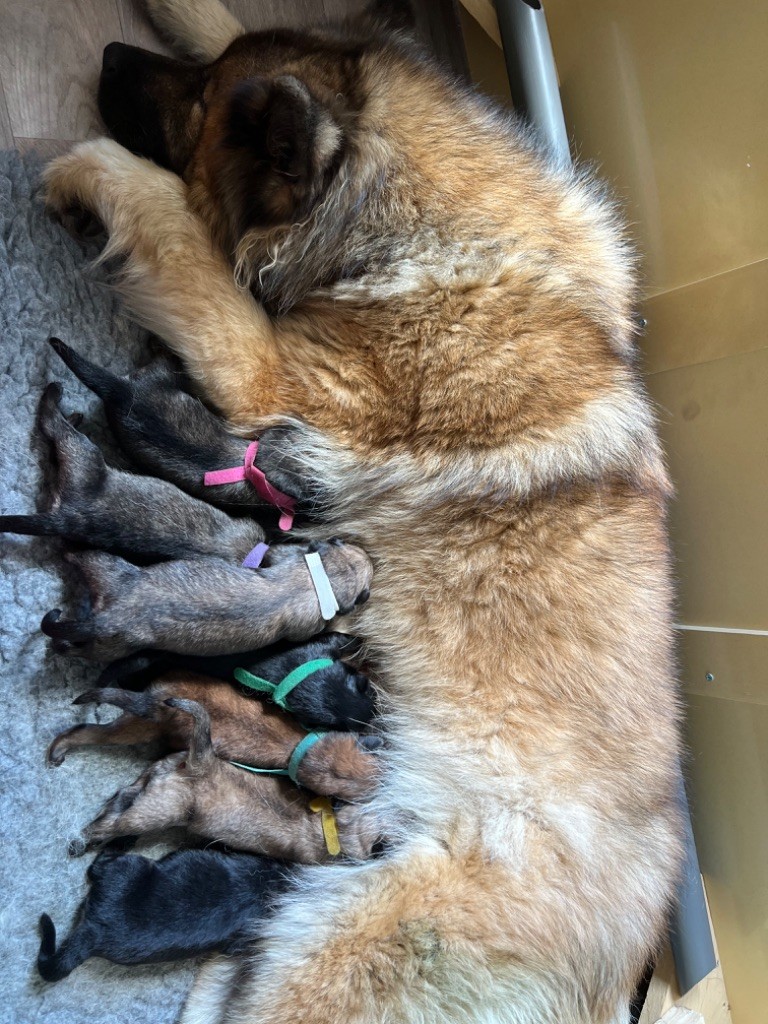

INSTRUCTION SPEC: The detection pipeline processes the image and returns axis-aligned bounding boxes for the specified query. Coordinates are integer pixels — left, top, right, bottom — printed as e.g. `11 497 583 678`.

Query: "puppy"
71 699 377 863
37 844 293 980
97 632 374 730
41 540 373 660
49 337 295 518
47 671 382 801
0 383 266 563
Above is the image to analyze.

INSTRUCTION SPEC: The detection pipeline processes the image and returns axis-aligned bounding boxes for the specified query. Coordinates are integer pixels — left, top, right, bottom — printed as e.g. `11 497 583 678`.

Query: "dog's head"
97 5 420 307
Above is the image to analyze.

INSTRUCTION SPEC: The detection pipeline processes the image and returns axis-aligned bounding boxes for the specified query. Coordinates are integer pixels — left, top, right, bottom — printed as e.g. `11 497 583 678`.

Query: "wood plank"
638 942 731 1024
116 0 173 54
0 75 13 149
0 0 125 142
13 137 72 160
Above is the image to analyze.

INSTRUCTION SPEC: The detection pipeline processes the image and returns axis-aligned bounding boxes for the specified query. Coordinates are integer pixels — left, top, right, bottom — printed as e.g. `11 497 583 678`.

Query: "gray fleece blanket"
0 152 194 1023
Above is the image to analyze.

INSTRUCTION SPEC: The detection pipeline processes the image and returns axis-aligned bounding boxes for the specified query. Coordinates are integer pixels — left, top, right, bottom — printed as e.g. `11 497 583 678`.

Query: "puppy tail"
0 513 58 537
41 609 93 651
48 337 124 404
73 688 157 718
164 698 214 771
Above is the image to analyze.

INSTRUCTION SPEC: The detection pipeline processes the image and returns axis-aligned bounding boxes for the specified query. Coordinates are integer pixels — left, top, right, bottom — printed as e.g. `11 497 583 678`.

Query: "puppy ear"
227 75 341 180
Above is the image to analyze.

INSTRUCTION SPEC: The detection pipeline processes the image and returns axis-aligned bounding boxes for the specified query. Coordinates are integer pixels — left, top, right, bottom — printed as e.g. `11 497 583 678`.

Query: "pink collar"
204 440 296 531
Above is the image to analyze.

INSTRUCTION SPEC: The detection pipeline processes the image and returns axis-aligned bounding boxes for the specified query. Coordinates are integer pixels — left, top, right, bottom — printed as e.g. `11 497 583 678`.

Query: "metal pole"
493 0 570 164
670 773 718 994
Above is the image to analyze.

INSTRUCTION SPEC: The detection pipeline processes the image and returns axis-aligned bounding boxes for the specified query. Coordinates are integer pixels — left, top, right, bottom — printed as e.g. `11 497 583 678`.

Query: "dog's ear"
226 75 342 183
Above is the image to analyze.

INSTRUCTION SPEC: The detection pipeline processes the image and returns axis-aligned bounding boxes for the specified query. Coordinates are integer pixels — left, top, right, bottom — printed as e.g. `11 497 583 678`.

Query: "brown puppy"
43 2 682 1022
41 540 372 660
70 698 377 864
0 382 266 563
48 671 382 802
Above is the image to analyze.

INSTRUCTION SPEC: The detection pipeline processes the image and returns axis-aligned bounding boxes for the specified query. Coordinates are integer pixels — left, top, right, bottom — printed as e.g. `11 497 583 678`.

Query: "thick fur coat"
43 2 683 1021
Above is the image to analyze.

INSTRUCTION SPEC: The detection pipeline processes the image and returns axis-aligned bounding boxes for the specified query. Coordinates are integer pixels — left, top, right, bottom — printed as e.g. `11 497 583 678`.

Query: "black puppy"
37 844 292 980
49 337 287 518
0 383 266 564
98 632 373 730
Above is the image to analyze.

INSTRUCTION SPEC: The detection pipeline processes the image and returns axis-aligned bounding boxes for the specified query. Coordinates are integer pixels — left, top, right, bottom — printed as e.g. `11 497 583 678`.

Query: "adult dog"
44 1 682 1021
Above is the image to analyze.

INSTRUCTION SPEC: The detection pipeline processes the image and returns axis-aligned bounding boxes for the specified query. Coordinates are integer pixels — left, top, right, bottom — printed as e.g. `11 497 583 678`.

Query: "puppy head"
298 733 382 802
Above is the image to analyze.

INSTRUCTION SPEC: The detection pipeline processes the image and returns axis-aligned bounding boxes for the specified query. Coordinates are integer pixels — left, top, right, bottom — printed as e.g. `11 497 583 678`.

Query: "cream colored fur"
144 0 244 61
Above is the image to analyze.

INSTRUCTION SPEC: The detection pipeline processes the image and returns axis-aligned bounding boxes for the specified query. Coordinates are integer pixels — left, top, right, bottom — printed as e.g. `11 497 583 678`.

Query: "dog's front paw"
254 423 332 521
43 138 144 234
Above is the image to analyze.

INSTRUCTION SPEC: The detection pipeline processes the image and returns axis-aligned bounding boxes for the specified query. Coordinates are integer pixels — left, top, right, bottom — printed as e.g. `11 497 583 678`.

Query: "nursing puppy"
38 845 292 980
98 631 374 730
70 699 377 862
49 336 304 519
0 383 266 563
44 1 682 1021
41 540 372 660
47 671 382 801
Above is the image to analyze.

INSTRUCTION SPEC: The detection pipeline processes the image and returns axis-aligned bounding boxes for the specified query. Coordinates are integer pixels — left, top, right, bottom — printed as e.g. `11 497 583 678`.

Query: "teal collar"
230 730 326 786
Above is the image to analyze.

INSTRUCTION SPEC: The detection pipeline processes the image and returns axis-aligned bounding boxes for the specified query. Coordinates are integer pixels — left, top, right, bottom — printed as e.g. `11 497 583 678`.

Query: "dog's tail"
164 698 214 771
0 513 59 537
48 337 125 404
37 913 92 982
73 687 157 718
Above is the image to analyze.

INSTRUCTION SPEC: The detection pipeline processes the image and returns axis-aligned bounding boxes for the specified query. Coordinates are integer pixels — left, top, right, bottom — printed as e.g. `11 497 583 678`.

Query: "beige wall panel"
458 7 512 107
680 630 768 707
545 0 768 296
642 259 768 376
648 347 768 628
685 694 768 1024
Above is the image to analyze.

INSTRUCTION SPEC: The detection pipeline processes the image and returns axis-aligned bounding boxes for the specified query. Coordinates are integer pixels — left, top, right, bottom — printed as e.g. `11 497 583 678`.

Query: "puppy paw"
254 424 332 520
335 805 383 861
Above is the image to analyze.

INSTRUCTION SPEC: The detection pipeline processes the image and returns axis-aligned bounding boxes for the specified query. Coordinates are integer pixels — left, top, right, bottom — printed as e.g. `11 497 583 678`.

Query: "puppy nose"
102 41 128 77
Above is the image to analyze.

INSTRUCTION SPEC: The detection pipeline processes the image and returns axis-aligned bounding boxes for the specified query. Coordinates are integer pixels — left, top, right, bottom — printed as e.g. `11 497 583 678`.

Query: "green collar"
233 658 334 712
230 730 326 786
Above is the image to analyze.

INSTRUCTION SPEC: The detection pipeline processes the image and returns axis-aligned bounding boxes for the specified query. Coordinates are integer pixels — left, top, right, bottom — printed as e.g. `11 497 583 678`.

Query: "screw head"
705 672 715 683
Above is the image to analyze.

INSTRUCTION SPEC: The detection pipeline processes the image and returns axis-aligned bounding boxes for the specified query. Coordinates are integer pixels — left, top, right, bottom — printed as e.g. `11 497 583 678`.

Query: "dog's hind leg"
37 914 96 982
144 0 245 62
75 754 191 853
44 141 298 426
46 714 166 766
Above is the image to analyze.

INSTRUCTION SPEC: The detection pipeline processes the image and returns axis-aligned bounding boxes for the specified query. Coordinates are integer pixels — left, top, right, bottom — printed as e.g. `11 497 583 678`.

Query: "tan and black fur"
69 698 377 863
48 671 382 801
43 1 682 1021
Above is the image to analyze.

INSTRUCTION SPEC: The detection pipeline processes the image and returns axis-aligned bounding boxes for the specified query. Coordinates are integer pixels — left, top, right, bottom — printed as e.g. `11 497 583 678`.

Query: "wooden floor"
0 0 466 155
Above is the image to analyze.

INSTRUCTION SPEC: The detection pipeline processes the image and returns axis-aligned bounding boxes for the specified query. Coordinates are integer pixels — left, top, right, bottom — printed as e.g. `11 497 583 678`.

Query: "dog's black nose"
102 41 128 77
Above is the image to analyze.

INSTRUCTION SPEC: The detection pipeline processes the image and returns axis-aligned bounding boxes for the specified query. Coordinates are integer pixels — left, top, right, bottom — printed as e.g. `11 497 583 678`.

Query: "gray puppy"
41 540 373 660
0 383 266 563
48 337 293 518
